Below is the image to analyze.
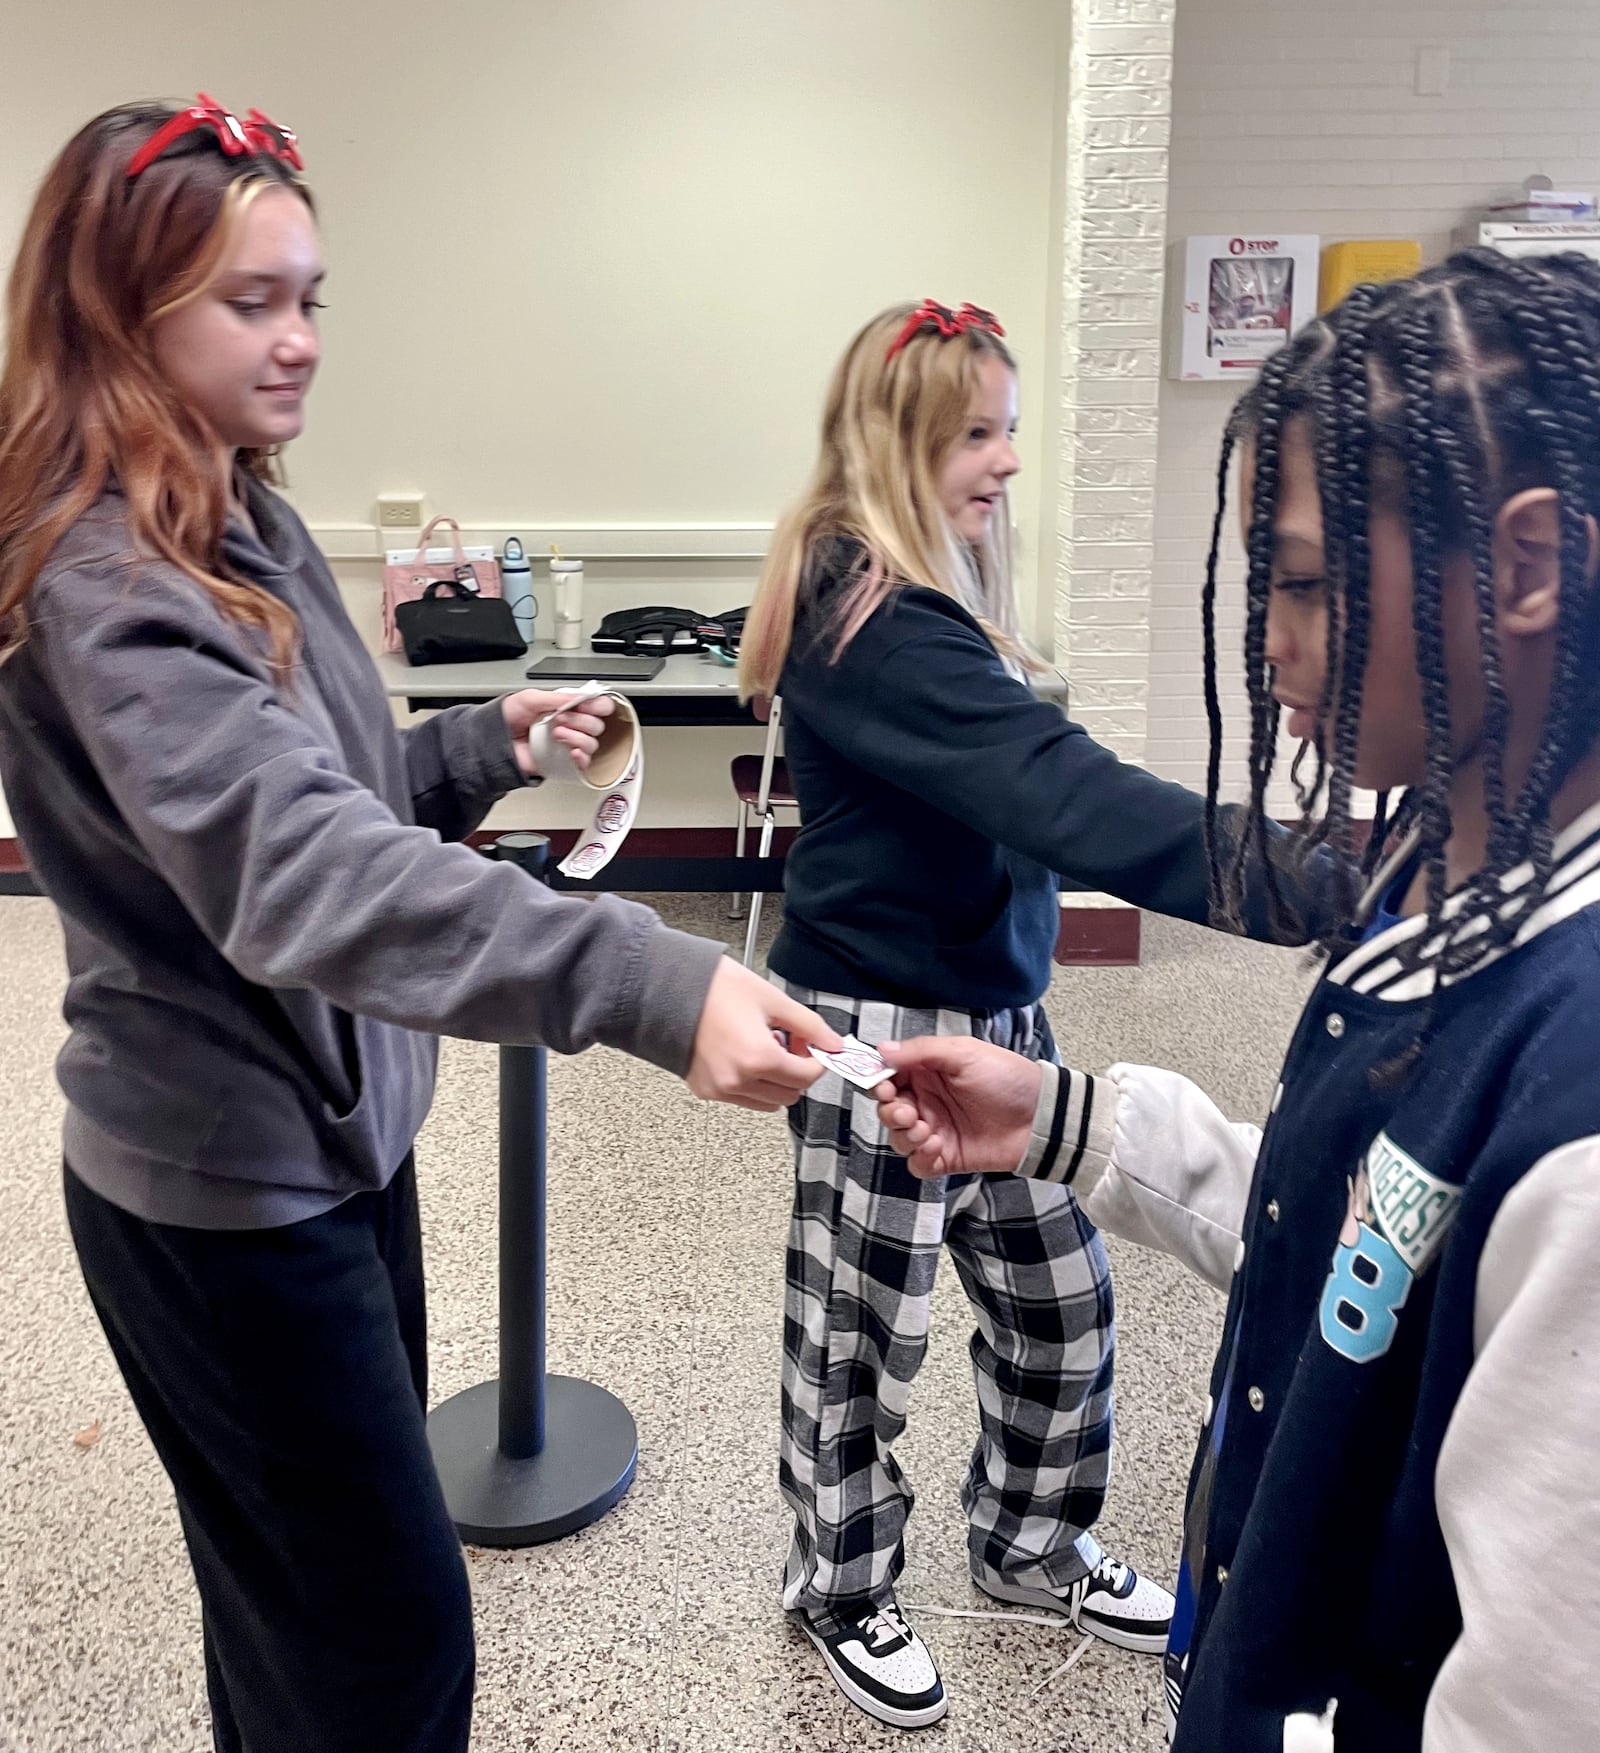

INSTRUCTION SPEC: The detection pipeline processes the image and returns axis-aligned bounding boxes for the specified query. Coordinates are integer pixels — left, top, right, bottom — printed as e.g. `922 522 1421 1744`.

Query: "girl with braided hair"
868 251 1600 1749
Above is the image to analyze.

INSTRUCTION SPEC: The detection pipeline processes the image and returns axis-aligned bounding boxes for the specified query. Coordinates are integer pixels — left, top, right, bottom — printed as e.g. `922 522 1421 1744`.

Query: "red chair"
729 695 798 966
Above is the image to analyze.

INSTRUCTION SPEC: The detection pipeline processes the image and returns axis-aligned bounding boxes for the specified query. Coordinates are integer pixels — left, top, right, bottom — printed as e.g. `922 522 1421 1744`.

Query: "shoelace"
903 1602 1094 1700
859 1605 911 1650
901 1554 1139 1698
1089 1555 1130 1594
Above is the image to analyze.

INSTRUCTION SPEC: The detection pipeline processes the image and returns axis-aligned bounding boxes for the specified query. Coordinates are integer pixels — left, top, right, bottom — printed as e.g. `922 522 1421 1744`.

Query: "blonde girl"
740 300 1320 1729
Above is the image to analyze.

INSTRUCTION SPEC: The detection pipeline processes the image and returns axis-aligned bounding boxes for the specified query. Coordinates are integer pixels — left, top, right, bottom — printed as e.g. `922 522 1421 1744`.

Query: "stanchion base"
426 1376 638 1547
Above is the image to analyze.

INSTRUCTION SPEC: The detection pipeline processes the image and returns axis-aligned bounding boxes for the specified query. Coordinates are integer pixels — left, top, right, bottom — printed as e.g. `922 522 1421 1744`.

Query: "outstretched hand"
687 959 844 1112
872 1036 1045 1178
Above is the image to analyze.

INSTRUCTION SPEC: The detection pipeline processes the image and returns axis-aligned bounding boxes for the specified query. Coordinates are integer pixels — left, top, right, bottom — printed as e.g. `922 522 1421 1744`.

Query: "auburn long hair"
739 303 1029 700
0 102 312 674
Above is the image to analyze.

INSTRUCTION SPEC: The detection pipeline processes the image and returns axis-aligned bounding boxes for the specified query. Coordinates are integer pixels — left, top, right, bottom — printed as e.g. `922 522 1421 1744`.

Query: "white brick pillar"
1053 0 1175 764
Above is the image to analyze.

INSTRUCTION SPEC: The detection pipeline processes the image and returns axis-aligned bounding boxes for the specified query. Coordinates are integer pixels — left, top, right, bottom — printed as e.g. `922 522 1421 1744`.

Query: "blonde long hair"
0 103 311 675
739 303 1029 700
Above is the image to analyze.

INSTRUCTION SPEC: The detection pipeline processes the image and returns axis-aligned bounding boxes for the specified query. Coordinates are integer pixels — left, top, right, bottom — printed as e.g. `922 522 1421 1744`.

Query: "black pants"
64 1157 474 1753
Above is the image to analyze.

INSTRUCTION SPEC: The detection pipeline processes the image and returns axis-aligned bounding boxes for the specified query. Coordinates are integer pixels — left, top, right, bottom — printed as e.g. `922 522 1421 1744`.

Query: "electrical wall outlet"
376 493 425 529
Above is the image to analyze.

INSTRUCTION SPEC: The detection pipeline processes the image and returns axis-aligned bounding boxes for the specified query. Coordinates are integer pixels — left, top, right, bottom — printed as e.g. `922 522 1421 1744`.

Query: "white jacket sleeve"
1018 1061 1263 1293
1424 1136 1600 1753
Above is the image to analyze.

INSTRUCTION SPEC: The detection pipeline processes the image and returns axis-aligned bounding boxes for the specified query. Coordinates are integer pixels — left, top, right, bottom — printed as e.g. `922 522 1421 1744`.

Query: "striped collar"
1330 795 1600 1001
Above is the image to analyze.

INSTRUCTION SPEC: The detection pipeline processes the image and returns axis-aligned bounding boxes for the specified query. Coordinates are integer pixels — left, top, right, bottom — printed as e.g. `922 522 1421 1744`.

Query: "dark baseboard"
0 831 1142 965
0 838 32 895
462 826 802 858
1055 906 1141 967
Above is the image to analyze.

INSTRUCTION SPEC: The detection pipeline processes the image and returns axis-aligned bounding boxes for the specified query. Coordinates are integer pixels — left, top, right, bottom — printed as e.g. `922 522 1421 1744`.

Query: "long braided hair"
1205 248 1600 993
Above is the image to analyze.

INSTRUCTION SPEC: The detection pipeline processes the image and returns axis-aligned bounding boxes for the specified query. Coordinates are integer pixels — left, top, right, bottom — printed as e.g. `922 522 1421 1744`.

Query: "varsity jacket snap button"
1216 1565 1230 1586
1325 1012 1346 1038
1233 1239 1246 1272
1248 1386 1266 1412
1267 1199 1281 1222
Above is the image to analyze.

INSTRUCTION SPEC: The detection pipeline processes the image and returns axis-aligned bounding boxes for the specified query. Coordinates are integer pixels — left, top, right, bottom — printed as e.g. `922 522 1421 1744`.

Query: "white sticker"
809 1034 892 1091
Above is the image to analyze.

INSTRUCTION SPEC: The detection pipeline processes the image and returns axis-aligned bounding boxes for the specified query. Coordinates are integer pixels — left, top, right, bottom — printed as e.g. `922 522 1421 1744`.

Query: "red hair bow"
885 299 1006 362
126 93 303 180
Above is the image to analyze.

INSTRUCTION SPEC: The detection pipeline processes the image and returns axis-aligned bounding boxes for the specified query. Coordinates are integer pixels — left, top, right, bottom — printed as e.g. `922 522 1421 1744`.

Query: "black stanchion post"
426 832 639 1545
497 1033 546 1460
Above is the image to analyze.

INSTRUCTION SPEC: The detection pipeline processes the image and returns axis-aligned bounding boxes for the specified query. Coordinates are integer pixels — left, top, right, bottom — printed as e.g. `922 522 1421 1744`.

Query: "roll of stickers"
524 682 644 880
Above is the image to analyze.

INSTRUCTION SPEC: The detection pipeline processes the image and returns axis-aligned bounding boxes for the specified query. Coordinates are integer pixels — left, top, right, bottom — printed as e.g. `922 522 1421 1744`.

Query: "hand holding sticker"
523 681 644 880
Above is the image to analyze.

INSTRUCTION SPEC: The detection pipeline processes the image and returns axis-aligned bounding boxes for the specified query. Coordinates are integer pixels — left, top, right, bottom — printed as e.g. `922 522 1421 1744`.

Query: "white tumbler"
551 558 584 651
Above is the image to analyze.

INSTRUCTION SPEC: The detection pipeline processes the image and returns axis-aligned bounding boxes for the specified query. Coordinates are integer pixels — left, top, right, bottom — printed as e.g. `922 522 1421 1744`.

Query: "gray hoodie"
0 479 724 1228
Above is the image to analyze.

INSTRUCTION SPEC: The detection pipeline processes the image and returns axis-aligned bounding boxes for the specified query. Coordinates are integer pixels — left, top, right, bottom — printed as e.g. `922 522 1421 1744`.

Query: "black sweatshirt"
769 551 1302 1012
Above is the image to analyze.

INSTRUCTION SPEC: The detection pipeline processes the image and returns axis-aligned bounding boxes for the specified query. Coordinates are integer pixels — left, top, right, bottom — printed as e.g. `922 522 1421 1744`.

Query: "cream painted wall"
1150 0 1600 817
0 0 1071 833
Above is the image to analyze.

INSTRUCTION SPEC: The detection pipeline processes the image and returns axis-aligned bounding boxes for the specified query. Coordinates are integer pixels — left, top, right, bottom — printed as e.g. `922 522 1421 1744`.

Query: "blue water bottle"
501 537 536 644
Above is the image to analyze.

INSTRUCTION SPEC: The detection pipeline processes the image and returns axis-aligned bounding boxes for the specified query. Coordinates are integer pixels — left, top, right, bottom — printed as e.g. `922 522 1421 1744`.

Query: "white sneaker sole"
798 1618 949 1730
974 1574 1170 1656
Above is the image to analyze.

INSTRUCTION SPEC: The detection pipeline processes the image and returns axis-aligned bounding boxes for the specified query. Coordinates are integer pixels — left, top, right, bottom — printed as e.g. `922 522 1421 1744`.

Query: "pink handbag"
381 516 501 653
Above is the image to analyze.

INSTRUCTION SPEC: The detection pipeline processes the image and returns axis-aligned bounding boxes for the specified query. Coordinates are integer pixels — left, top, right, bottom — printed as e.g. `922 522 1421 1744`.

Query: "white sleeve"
1020 1061 1262 1293
1424 1136 1600 1753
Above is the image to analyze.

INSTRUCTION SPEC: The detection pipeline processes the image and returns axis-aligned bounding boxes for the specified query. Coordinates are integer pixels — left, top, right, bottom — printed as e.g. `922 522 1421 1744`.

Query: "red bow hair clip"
126 93 304 179
885 300 1006 362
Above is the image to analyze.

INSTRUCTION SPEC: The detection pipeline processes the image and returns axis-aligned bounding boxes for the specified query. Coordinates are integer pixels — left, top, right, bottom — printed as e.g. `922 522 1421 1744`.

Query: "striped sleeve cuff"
1016 1062 1116 1186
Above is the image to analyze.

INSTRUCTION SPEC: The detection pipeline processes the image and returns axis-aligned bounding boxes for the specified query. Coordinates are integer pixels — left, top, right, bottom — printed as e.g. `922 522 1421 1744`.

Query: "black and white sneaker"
975 1551 1174 1656
799 1597 948 1729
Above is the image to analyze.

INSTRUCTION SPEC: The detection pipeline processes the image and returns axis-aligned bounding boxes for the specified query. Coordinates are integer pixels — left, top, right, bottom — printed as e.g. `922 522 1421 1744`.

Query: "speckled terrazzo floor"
0 893 1314 1753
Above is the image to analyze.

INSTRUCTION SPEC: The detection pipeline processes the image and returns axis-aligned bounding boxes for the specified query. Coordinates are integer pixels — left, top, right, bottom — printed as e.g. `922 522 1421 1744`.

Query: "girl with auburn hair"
0 99 836 1752
738 300 1334 1729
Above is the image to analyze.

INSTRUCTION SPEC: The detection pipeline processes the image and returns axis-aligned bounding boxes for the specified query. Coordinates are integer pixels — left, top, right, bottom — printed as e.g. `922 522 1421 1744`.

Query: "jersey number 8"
1319 1223 1411 1364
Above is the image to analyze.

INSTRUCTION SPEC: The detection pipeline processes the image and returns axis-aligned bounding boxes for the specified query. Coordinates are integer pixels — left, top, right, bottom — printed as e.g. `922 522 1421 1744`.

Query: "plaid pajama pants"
775 982 1116 1636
